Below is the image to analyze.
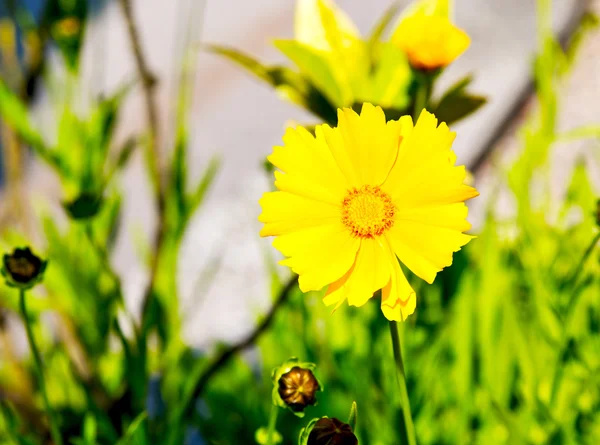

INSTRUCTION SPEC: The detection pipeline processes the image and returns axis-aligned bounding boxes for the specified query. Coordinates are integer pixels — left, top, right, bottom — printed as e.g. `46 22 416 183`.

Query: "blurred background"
1 0 595 347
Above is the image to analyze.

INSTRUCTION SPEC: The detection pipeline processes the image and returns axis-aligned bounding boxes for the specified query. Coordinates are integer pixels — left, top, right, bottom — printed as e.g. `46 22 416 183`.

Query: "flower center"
341 185 395 238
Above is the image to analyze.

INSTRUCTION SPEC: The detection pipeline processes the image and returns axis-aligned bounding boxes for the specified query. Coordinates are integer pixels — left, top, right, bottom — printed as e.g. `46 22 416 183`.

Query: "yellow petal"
259 191 340 237
392 14 470 70
394 202 472 232
386 221 474 284
396 110 455 171
390 163 479 208
273 223 360 293
383 110 479 208
319 123 360 186
274 170 342 206
381 252 416 321
269 126 349 204
331 104 401 186
295 0 360 52
324 237 390 308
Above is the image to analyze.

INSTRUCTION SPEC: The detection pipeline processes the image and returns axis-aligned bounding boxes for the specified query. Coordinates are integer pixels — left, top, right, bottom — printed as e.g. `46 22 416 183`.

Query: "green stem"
413 72 432 121
265 404 279 445
19 289 63 445
389 320 417 445
566 231 600 296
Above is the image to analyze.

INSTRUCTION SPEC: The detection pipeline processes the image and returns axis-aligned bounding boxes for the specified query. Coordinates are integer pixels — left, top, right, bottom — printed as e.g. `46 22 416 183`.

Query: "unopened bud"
307 418 358 445
271 358 322 417
1 247 47 290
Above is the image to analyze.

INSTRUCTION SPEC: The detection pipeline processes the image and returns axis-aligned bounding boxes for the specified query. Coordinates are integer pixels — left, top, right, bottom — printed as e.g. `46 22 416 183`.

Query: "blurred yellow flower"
53 17 81 39
392 14 470 71
259 104 478 321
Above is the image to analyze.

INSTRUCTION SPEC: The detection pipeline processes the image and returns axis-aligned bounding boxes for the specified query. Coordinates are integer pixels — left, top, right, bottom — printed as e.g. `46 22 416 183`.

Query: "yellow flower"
53 17 81 40
392 14 470 71
259 104 478 321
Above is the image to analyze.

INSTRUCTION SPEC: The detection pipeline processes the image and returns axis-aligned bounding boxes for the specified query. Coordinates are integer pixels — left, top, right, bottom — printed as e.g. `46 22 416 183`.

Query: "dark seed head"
278 366 320 412
2 247 47 289
307 418 358 445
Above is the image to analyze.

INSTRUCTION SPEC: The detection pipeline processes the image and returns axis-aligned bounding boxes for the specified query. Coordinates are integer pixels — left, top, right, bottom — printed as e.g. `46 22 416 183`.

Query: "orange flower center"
341 185 395 238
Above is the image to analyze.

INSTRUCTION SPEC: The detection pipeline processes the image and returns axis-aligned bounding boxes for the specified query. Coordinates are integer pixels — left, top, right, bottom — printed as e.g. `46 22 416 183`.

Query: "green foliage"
431 75 487 125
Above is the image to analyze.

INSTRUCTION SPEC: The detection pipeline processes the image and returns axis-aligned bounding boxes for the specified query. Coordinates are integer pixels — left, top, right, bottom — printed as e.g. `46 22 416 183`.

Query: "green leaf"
367 1 402 55
171 131 188 224
347 401 358 431
83 413 98 443
0 78 63 171
0 401 39 445
432 75 486 125
88 84 132 161
298 417 320 445
366 42 411 109
274 39 348 107
58 106 86 182
205 44 337 122
560 161 597 233
106 137 138 181
206 44 283 86
314 1 368 102
561 12 599 74
114 412 148 445
557 125 600 142
187 156 221 222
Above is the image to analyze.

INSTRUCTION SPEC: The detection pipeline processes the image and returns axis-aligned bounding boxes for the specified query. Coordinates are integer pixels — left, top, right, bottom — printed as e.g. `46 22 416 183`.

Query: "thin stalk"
565 231 600 297
118 0 166 332
413 72 432 121
389 320 417 445
265 404 279 445
19 290 63 445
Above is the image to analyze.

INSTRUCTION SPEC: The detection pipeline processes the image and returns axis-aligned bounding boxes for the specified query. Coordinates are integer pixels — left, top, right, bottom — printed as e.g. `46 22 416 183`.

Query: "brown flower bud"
308 418 358 445
278 366 320 413
1 247 47 289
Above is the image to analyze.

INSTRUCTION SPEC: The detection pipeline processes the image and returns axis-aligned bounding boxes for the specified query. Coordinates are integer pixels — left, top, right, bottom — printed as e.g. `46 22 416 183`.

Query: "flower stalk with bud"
2 247 62 445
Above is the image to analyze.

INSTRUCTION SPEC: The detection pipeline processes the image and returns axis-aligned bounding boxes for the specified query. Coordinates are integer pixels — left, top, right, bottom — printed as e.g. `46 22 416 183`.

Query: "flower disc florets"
341 185 395 238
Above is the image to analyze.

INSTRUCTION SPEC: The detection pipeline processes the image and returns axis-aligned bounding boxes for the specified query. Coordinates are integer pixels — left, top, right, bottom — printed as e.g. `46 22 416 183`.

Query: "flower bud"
52 16 81 40
278 366 319 412
62 192 103 220
392 14 470 71
271 358 322 417
306 418 358 445
1 247 47 290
